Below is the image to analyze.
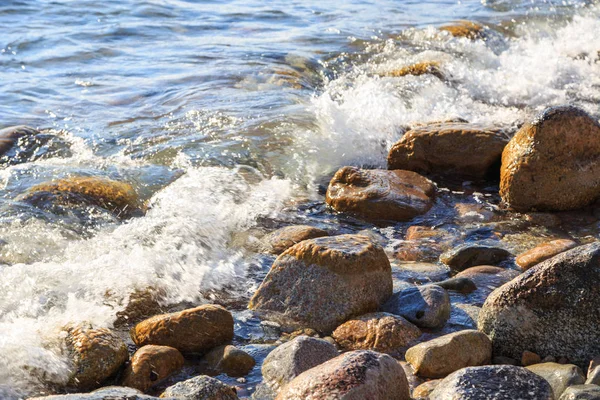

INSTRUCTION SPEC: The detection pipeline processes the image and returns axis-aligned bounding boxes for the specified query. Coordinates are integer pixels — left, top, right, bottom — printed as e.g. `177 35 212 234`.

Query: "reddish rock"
516 239 578 270
122 345 184 392
262 225 328 255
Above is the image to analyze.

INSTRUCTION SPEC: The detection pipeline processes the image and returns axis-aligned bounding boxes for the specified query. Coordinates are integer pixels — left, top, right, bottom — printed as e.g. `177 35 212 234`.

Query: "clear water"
1 0 600 397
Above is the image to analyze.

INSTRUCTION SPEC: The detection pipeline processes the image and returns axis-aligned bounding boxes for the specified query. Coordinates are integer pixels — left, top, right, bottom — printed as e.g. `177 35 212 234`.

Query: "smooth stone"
131 304 234 354
440 21 487 39
160 375 239 399
381 285 450 329
445 304 481 332
500 106 600 211
276 350 411 400
429 365 554 400
522 350 542 366
454 266 520 305
440 243 512 271
478 243 600 368
29 387 165 399
391 262 451 285
249 234 393 333
435 277 476 294
560 385 600 400
413 380 442 399
405 330 492 379
527 363 585 399
332 312 421 353
516 239 578 270
387 122 508 178
261 336 338 393
394 242 444 263
325 166 435 222
203 345 256 377
122 345 184 393
261 225 328 255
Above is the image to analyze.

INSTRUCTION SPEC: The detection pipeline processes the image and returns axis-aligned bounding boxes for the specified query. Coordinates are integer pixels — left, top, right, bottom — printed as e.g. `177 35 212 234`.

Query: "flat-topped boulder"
500 106 600 211
249 234 393 333
388 122 509 178
326 167 435 222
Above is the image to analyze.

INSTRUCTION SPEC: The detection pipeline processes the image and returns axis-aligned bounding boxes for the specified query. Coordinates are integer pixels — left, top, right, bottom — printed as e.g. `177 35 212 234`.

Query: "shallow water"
1 0 600 397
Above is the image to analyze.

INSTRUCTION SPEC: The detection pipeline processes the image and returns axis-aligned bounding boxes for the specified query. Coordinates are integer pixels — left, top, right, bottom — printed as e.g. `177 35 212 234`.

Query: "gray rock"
202 345 255 377
560 385 600 400
261 336 338 393
435 277 476 294
440 243 512 271
381 285 450 329
160 376 238 399
429 365 554 400
587 358 600 385
527 363 585 399
29 387 166 399
261 225 328 255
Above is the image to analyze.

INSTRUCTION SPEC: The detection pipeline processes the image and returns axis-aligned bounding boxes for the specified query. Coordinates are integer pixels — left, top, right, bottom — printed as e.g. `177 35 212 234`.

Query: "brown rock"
249 234 393 333
440 244 512 271
276 350 410 400
0 125 39 154
522 351 542 366
413 380 442 399
160 375 239 399
387 122 509 178
261 225 328 255
440 21 486 39
326 167 435 222
332 312 421 353
516 239 578 270
131 305 234 354
527 362 586 399
114 287 167 327
405 226 448 241
500 106 600 211
385 62 444 79
394 243 444 263
203 345 255 377
405 330 492 378
122 345 184 393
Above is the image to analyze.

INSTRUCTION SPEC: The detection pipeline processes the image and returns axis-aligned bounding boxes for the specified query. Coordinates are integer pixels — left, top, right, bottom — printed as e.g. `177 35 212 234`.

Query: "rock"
325 167 435 222
381 285 450 329
527 363 585 399
405 330 492 378
493 356 519 366
522 350 542 366
391 262 451 285
500 106 600 211
405 226 449 241
587 357 600 385
445 304 481 332
440 21 487 40
18 176 143 218
429 365 554 400
516 239 578 270
394 242 444 263
249 234 393 333
276 350 410 400
454 266 520 305
29 386 165 399
454 203 496 223
261 225 328 255
332 312 421 353
560 385 600 400
63 323 129 390
0 125 71 166
262 336 338 393
114 287 167 327
440 243 512 271
203 345 255 377
435 277 476 294
478 243 600 368
385 61 444 79
387 122 508 178
131 304 234 354
279 328 320 342
122 345 184 393
160 375 239 399
413 380 442 399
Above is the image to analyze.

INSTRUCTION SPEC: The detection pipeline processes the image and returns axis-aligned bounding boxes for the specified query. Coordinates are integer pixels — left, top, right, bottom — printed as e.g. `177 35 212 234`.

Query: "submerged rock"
440 243 512 271
203 345 256 377
500 106 600 211
381 285 450 329
30 386 164 399
114 287 168 327
326 167 435 222
454 266 520 305
516 239 578 270
249 234 392 333
387 122 509 178
435 277 477 294
527 362 585 399
261 225 328 255
122 345 184 393
332 312 421 353
131 304 234 354
385 61 444 79
0 125 71 166
160 375 239 399
440 21 487 39
392 262 451 285
276 350 410 400
478 243 600 368
429 365 554 400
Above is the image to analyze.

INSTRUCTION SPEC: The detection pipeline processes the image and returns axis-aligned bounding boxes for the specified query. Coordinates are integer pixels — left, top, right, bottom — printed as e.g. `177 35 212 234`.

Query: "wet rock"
527 362 585 399
332 312 421 353
405 330 492 378
114 287 167 327
391 262 451 285
63 323 129 390
413 380 442 399
454 266 520 305
262 336 338 393
435 277 476 294
525 212 563 227
454 203 496 223
587 357 600 385
325 166 435 222
522 350 542 366
560 385 600 400
261 225 328 255
203 345 255 377
122 345 184 393
478 242 600 368
249 234 393 333
276 350 410 400
30 386 164 399
429 365 554 400
516 239 578 270
279 328 320 342
394 242 444 263
445 303 481 332
385 61 444 79
440 21 486 39
131 304 234 354
18 176 143 219
0 125 71 166
500 106 600 211
440 243 512 271
160 375 239 399
387 122 508 178
405 226 449 241
381 285 450 329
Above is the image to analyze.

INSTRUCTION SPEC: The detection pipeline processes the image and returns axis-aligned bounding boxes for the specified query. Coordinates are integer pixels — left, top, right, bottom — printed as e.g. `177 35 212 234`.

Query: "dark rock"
0 125 72 166
454 266 520 306
435 277 476 294
440 243 512 271
160 375 239 399
381 285 450 329
203 345 255 377
521 350 542 366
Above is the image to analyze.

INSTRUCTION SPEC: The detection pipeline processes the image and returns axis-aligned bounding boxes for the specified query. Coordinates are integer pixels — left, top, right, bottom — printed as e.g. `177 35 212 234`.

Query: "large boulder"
405 330 492 378
325 167 435 222
276 350 410 400
500 106 600 211
478 243 600 368
516 239 578 270
381 285 450 329
160 375 239 399
131 305 234 354
261 225 328 255
249 234 393 333
527 363 585 399
332 312 421 353
387 122 509 178
122 345 184 393
429 365 554 400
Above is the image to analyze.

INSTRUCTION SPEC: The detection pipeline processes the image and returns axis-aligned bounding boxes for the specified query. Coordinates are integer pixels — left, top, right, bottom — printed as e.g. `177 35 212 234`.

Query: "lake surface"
1 0 599 397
